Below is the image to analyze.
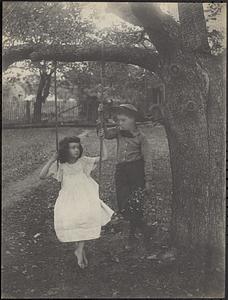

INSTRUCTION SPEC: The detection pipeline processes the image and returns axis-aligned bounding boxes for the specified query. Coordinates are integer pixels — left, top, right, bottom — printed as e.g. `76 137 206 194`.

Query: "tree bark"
199 55 226 265
3 44 160 72
165 109 210 250
178 3 211 53
159 52 225 272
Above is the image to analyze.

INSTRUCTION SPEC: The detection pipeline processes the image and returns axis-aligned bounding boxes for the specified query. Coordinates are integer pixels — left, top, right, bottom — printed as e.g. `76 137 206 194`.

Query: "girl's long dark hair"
58 136 83 163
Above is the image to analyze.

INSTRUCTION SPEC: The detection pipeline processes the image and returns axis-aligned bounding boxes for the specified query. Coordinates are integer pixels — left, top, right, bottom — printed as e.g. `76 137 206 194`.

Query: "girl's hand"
40 152 58 180
50 152 58 163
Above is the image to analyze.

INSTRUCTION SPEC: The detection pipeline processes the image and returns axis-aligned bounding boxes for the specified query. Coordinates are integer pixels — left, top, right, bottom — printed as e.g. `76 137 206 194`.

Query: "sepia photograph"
2 1 226 298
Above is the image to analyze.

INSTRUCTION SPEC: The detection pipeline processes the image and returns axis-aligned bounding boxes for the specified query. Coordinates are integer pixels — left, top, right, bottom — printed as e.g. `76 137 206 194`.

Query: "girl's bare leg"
83 248 88 267
74 241 85 269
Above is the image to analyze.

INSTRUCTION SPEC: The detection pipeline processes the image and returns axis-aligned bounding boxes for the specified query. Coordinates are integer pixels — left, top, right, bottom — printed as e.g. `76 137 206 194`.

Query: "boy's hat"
119 104 138 112
111 103 142 121
113 103 139 117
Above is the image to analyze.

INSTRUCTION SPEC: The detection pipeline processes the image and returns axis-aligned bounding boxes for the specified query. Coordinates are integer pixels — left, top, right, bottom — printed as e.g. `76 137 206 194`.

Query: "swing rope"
98 42 105 185
54 61 59 169
53 52 105 178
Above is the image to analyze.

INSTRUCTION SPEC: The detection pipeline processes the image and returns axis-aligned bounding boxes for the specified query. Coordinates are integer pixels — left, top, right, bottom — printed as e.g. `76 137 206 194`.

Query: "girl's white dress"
48 156 114 242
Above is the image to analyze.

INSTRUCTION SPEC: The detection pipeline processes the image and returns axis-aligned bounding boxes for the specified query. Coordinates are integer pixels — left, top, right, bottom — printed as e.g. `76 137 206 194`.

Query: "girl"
102 103 153 252
40 135 114 269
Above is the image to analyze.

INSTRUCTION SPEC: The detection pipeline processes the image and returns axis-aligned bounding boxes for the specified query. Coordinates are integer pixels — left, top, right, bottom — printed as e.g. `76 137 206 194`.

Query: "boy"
100 103 153 251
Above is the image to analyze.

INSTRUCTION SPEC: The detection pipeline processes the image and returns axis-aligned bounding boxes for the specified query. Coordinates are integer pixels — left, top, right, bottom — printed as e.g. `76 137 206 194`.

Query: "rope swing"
52 44 106 185
53 61 59 170
98 42 105 186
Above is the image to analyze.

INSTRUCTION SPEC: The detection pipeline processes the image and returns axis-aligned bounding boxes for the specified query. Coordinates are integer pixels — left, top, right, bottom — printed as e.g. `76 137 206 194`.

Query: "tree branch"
178 3 211 53
3 44 37 71
107 3 180 57
130 3 181 56
3 44 160 72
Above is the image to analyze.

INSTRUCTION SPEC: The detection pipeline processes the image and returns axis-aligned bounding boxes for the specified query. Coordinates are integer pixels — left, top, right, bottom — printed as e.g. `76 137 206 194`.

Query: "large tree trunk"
160 54 225 297
165 119 210 251
160 53 225 273
163 102 210 252
202 56 225 270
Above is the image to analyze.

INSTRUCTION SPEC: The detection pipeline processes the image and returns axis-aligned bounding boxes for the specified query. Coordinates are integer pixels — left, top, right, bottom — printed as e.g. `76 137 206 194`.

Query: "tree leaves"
3 3 94 59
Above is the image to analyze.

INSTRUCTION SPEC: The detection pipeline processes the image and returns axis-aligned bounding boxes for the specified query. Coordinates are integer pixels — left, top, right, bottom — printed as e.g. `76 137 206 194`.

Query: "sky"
80 2 126 29
80 2 226 33
79 2 178 29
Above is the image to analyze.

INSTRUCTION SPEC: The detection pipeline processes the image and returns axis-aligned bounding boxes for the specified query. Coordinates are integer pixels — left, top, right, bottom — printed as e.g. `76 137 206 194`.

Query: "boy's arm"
83 140 108 174
140 134 153 186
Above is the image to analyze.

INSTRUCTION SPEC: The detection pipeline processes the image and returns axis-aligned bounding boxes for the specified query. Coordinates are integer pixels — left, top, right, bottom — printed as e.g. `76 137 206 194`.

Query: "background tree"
3 2 152 121
62 60 160 113
3 2 94 122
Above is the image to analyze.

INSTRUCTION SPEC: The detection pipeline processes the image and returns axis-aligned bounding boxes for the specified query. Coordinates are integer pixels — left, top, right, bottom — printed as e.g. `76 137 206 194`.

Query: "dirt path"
2 167 43 209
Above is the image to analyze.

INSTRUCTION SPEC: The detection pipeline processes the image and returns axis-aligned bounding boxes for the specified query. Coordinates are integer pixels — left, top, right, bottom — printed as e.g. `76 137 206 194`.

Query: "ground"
2 126 223 298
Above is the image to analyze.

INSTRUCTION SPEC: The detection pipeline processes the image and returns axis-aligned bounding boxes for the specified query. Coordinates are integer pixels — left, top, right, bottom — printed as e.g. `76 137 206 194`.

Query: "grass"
2 127 84 185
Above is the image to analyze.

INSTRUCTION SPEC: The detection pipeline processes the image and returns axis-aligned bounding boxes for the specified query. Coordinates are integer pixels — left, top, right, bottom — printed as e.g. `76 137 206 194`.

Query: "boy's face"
68 142 81 159
117 114 135 130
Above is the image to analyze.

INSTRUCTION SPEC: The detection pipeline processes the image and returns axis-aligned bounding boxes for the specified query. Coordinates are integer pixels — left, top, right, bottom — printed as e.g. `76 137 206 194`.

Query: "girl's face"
117 114 135 130
68 142 81 160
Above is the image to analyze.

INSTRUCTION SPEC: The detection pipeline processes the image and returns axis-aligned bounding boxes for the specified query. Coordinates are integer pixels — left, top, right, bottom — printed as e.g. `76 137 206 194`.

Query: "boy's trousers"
115 159 145 225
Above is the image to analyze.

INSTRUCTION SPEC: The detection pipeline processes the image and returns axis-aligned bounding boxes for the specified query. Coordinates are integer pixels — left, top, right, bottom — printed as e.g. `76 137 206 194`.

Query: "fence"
2 100 81 124
42 101 80 122
2 100 28 124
